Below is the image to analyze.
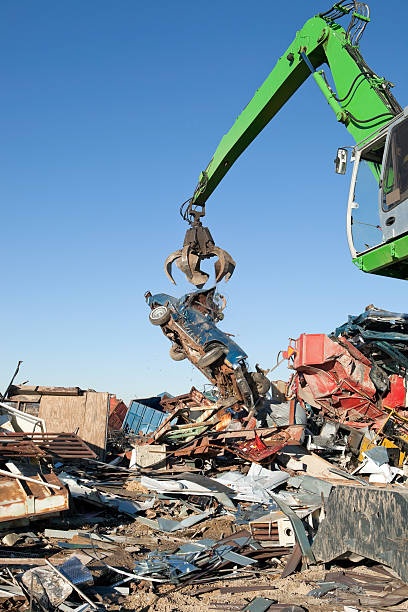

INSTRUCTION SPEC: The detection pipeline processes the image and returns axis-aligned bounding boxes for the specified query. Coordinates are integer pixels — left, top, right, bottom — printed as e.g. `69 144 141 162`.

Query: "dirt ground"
122 566 350 612
112 484 408 612
117 519 398 612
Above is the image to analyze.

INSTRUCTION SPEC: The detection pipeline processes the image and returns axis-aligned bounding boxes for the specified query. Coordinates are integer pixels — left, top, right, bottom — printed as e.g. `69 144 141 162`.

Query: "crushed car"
145 287 270 413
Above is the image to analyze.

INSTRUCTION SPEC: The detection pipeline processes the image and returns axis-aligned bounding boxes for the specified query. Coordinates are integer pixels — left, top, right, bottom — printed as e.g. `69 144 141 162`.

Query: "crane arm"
165 1 402 288
191 5 400 211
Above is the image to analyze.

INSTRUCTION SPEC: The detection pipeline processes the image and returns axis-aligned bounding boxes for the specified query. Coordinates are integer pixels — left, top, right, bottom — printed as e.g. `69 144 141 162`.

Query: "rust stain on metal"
0 432 96 459
0 472 69 522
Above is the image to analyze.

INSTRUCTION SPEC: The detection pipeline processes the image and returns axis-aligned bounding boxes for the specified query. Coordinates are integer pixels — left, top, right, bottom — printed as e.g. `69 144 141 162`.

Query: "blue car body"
146 288 248 370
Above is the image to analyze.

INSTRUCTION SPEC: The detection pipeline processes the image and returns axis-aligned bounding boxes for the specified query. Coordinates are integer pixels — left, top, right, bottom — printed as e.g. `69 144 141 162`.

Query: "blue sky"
1 1 407 403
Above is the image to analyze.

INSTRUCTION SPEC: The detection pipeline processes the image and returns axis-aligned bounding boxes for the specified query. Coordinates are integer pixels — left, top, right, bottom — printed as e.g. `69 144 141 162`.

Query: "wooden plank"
39 392 108 458
37 386 81 396
9 385 38 395
0 558 47 566
39 395 86 436
84 392 109 459
7 395 42 403
10 385 81 397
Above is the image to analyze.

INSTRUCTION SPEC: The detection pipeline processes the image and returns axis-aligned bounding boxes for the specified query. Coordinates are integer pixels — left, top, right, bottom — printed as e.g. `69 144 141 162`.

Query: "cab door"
380 113 408 242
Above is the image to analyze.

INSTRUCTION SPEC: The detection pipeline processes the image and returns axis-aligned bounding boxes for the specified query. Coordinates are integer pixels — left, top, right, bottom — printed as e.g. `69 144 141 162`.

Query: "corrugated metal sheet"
123 399 168 435
108 397 128 430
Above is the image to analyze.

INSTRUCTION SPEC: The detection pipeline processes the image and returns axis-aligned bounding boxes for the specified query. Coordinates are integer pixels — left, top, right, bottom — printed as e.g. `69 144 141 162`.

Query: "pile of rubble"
2 307 408 611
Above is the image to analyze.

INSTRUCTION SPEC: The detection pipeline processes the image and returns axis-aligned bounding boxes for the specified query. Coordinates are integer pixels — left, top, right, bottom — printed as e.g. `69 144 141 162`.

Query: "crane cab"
346 109 408 280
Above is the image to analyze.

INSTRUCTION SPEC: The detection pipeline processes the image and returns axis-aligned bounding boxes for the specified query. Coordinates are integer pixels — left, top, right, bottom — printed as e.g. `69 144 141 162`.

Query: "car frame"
145 287 270 410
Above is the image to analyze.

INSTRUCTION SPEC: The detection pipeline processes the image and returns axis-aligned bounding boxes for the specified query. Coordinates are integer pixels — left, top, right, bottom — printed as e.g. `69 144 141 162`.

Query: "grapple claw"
178 245 193 280
214 249 236 284
177 252 210 287
164 221 235 288
175 248 210 287
164 249 182 285
211 246 226 284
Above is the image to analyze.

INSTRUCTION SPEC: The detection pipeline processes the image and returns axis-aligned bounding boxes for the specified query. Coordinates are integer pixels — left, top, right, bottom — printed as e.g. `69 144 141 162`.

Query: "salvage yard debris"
3 306 408 610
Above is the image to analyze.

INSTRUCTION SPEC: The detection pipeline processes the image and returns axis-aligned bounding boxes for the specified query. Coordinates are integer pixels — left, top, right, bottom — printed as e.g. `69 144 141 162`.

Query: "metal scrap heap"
3 307 408 610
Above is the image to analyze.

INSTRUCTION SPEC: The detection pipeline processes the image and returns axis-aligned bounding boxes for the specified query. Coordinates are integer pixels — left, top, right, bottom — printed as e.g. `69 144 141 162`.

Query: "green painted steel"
353 235 408 280
191 12 399 207
184 5 408 280
312 70 348 123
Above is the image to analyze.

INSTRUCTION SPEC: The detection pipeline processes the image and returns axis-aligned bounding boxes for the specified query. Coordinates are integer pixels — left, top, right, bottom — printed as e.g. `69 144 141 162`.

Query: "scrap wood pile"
3 309 408 610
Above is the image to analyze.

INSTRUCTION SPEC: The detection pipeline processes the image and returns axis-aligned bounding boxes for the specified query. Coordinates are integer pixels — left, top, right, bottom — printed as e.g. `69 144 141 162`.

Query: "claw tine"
214 258 224 284
213 248 236 283
177 245 193 279
190 266 210 288
212 247 227 284
188 252 209 288
164 249 182 285
223 252 236 283
177 252 210 287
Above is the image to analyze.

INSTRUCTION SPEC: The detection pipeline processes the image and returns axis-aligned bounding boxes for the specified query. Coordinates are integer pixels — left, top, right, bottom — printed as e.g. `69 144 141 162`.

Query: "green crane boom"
165 1 407 288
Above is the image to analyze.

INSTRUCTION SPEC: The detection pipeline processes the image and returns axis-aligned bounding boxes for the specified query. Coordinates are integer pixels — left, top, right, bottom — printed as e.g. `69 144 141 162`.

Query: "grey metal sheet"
173 472 234 494
242 598 276 611
167 558 198 574
59 556 93 586
288 474 333 498
271 494 315 564
178 539 215 553
152 511 211 532
364 445 389 466
328 466 370 486
157 518 180 532
215 545 256 566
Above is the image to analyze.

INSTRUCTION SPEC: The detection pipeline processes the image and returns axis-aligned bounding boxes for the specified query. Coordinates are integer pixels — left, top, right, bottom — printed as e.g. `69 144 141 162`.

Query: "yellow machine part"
359 434 408 465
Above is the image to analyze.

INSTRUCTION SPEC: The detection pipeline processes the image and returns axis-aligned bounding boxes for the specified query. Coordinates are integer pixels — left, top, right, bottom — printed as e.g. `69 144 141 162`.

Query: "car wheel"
197 343 227 368
251 372 271 395
149 306 171 326
169 344 186 361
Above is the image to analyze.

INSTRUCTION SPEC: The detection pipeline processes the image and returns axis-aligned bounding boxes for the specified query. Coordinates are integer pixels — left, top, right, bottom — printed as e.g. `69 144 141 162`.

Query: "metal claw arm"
165 221 235 288
166 1 401 287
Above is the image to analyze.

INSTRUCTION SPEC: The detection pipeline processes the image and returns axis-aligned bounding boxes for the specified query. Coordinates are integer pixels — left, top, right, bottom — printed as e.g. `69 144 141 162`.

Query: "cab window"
382 117 408 211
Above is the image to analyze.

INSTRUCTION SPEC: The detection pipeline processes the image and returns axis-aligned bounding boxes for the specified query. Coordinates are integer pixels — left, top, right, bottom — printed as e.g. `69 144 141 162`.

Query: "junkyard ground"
122 567 347 611
115 516 408 612
122 565 408 611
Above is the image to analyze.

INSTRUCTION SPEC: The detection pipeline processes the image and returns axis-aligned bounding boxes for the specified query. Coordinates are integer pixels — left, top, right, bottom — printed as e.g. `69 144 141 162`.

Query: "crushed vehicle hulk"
145 288 270 413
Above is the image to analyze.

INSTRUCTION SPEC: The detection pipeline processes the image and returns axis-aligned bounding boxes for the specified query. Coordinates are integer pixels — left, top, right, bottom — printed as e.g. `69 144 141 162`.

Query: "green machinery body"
168 2 408 285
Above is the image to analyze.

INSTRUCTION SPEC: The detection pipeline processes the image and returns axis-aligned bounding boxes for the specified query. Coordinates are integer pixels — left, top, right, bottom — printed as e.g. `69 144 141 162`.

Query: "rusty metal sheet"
281 542 302 578
172 427 303 458
0 432 96 459
161 387 215 412
0 471 69 522
230 435 288 463
0 439 46 458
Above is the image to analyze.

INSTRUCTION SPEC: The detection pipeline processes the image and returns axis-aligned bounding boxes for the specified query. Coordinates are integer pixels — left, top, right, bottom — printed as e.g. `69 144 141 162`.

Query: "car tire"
197 343 227 368
169 344 186 361
251 372 271 395
149 306 171 326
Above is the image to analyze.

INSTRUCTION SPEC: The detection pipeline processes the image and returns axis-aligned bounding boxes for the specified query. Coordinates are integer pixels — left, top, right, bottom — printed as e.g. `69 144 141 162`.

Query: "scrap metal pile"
3 307 408 610
286 306 408 462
